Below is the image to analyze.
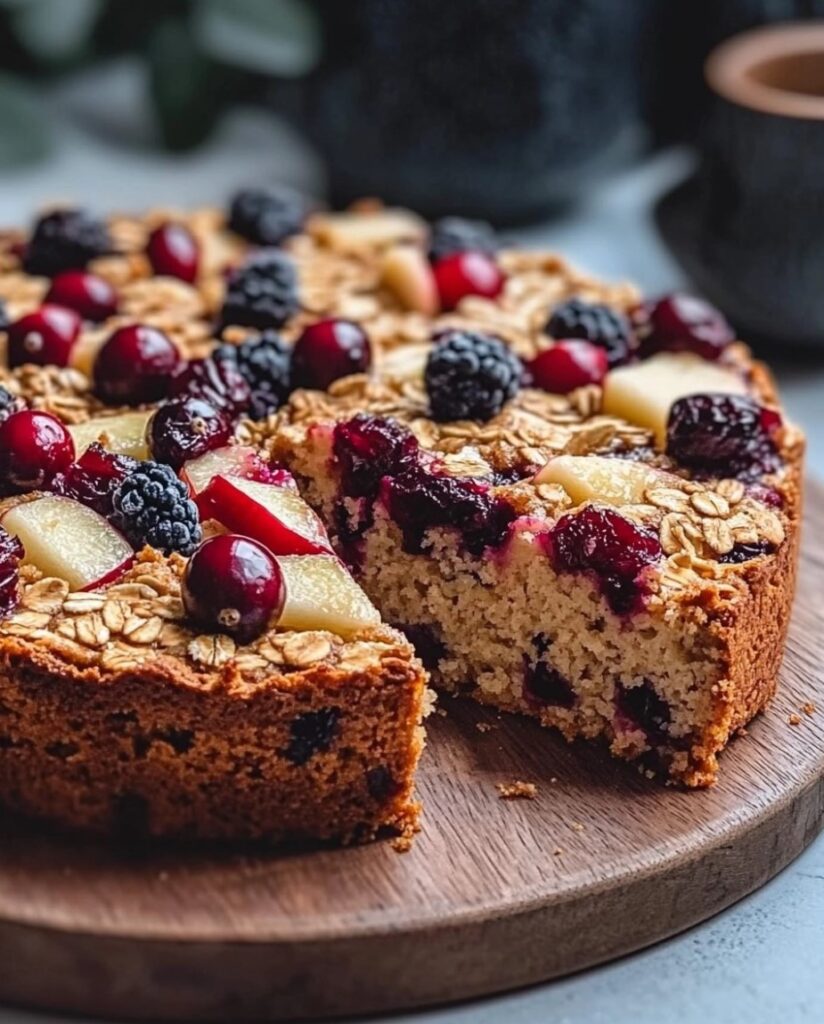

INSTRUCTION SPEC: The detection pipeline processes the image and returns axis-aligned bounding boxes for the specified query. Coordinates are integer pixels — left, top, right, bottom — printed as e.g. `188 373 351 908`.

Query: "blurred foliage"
0 0 319 156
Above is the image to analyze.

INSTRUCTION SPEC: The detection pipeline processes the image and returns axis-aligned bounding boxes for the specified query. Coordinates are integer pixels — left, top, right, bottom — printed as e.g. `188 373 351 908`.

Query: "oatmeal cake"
0 194 803 814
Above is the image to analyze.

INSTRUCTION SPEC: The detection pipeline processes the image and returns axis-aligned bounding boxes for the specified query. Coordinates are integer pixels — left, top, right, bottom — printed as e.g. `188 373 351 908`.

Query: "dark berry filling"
523 635 575 708
284 708 341 766
0 526 23 619
54 442 137 517
546 298 634 367
425 328 521 422
366 765 399 801
718 541 774 564
547 506 662 615
640 294 734 361
333 414 419 499
666 394 783 479
616 679 671 745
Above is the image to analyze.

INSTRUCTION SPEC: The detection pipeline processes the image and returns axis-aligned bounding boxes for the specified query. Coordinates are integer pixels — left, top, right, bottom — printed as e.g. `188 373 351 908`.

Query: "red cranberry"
147 222 199 283
182 534 285 643
666 394 782 478
169 356 251 418
433 251 504 311
0 525 23 618
54 442 136 516
45 271 117 322
291 318 372 390
548 505 661 615
6 304 82 368
0 410 75 493
528 340 608 394
93 324 182 405
641 294 734 361
148 396 232 471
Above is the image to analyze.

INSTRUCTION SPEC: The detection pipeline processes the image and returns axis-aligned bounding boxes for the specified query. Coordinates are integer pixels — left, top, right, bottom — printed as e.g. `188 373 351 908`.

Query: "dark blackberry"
428 216 498 263
228 186 308 246
284 708 340 766
0 386 22 424
23 208 111 277
215 331 292 418
424 329 521 422
219 249 299 331
112 462 201 556
616 680 671 744
546 298 633 367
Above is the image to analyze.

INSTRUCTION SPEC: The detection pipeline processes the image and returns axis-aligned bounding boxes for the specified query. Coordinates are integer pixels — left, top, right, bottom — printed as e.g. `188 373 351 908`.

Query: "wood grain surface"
1 485 823 1022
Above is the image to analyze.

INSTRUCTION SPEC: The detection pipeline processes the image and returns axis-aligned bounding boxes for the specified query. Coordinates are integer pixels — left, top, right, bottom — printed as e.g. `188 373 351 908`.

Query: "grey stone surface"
1 63 822 1024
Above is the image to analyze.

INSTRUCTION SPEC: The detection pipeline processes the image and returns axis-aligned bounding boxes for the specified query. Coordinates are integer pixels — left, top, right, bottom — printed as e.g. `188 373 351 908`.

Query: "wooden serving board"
1 487 824 1022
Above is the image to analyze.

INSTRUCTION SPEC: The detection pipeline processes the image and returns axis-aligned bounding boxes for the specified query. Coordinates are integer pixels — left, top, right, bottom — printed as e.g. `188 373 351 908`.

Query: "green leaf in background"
194 0 319 76
0 72 50 167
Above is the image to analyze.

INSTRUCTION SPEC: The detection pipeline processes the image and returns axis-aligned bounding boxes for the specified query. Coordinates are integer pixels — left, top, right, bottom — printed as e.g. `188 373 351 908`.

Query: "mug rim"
706 22 824 121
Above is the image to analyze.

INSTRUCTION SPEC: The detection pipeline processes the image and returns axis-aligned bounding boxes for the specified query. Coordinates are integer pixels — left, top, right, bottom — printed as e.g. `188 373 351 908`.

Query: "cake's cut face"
0 197 804 816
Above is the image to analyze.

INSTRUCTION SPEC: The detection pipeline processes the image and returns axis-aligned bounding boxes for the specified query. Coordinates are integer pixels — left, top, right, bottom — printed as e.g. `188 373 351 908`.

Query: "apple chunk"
534 455 677 506
181 445 275 497
2 496 133 590
277 554 380 637
68 411 152 460
602 352 748 447
201 475 332 556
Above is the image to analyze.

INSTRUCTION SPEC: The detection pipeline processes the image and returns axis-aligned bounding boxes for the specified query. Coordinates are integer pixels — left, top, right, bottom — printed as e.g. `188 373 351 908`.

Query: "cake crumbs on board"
496 780 537 800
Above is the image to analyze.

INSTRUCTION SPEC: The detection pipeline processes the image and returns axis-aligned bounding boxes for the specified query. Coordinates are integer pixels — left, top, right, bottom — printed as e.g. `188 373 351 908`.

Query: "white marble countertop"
2 65 823 1024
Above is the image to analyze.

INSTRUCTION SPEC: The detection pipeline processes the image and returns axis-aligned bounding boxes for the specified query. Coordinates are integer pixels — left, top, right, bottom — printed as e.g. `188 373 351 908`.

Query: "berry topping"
219 249 299 331
284 708 340 766
0 410 75 494
93 324 182 405
616 680 670 743
528 340 608 394
148 397 232 471
214 332 292 418
666 394 782 478
6 304 82 368
23 208 110 276
546 298 633 368
169 355 251 418
524 636 575 708
0 386 23 423
112 462 201 555
54 442 136 517
333 414 419 499
0 526 23 619
718 540 775 564
432 251 505 311
428 216 498 263
425 329 521 422
548 505 662 615
228 186 308 246
45 271 118 322
147 222 199 283
642 294 734 361
182 534 285 644
291 318 372 391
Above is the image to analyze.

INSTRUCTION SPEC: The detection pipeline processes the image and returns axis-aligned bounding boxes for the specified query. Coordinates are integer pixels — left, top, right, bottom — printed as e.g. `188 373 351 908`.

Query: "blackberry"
0 386 22 424
23 208 111 277
228 186 308 246
215 331 292 418
219 249 299 331
546 298 633 367
112 462 201 556
428 216 498 263
424 329 521 422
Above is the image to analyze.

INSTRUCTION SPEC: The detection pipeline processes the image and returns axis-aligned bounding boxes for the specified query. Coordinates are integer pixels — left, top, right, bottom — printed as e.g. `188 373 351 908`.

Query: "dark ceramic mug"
657 23 824 348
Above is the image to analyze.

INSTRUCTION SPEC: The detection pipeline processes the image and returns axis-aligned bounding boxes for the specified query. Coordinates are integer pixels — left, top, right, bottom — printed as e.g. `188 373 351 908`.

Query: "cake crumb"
549 776 558 784
476 721 495 733
497 780 537 800
803 702 817 716
570 821 585 832
390 831 415 853
553 847 564 856
788 713 802 726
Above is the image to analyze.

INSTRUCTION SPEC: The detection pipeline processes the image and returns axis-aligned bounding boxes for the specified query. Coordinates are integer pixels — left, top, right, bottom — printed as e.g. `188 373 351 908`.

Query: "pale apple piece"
602 352 748 447
204 475 332 556
277 554 381 637
181 445 264 496
2 496 133 591
377 343 432 384
68 411 152 460
534 454 678 506
380 245 439 315
308 208 426 252
68 331 107 377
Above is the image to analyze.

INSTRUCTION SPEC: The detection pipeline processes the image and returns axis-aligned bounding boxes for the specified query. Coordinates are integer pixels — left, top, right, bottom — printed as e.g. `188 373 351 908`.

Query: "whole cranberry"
7 304 82 368
169 356 251 418
46 271 118 322
528 340 608 394
432 251 504 311
642 294 734 361
148 396 232 470
93 324 182 405
147 222 199 283
182 534 285 643
291 318 372 390
0 410 75 493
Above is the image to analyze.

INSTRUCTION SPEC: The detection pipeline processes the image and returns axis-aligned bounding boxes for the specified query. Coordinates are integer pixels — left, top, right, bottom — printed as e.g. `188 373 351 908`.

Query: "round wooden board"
1 486 823 1023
